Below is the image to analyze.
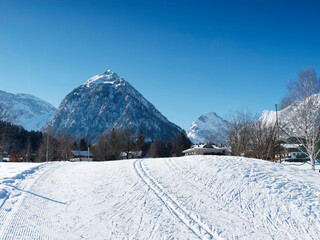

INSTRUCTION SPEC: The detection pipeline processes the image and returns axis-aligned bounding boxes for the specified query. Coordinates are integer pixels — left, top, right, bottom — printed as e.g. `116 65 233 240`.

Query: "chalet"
0 151 9 162
274 143 308 161
119 151 142 160
70 150 93 162
182 144 231 156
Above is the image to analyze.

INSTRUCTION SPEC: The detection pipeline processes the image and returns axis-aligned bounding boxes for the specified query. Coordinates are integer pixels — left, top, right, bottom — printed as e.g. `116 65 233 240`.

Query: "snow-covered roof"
190 144 223 150
71 150 94 157
183 144 224 154
281 144 302 149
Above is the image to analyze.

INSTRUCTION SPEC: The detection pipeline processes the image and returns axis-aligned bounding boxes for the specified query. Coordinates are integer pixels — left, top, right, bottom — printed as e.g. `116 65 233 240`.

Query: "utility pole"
275 104 281 163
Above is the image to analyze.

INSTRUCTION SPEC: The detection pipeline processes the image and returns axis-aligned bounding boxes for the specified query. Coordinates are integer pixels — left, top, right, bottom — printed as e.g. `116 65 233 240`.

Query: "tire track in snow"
134 159 222 240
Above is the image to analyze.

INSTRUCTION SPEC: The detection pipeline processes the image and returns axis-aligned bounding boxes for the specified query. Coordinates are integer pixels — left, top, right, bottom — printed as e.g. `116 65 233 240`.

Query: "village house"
0 145 9 162
70 150 94 162
119 151 142 160
274 143 308 161
182 144 231 156
0 151 8 162
0 152 7 162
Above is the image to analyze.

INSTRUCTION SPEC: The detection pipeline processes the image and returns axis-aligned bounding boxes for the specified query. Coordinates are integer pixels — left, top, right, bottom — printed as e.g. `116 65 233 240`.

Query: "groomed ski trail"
0 163 59 239
134 159 222 240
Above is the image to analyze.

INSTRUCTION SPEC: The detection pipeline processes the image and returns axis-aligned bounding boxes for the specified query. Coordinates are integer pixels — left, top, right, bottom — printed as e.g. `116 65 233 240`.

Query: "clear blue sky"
1 0 320 130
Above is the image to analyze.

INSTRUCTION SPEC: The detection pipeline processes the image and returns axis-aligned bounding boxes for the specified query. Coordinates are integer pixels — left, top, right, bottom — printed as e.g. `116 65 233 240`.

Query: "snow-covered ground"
0 163 43 179
0 156 319 239
282 160 320 171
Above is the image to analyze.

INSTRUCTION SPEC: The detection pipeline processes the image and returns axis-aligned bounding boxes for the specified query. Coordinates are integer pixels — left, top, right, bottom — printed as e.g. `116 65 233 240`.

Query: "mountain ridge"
0 90 56 131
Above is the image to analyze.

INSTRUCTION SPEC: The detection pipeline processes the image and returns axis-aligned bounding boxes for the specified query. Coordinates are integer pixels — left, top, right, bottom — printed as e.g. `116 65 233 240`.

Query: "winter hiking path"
0 163 53 239
0 162 66 239
0 156 320 239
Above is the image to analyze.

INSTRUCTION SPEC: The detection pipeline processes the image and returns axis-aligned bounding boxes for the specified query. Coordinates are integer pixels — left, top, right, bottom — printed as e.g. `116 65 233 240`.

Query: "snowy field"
0 156 319 239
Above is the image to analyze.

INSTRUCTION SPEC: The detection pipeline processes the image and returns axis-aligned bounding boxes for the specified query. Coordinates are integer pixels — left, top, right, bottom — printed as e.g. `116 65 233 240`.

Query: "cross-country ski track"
0 156 320 239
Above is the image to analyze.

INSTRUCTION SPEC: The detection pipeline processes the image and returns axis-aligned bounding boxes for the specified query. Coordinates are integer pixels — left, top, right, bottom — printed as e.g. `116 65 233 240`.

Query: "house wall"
290 152 307 159
70 157 93 162
184 149 225 156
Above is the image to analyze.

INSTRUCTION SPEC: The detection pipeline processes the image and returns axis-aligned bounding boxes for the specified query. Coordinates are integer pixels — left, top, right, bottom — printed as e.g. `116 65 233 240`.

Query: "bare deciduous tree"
57 133 76 161
94 128 138 160
227 110 255 157
146 139 167 158
227 110 277 160
123 129 136 159
280 95 293 110
280 68 320 171
250 120 277 160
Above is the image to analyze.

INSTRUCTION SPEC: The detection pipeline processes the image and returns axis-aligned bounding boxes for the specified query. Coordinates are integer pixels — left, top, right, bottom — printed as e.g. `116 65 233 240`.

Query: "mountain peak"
198 112 220 122
48 69 182 143
188 112 228 144
102 69 114 74
83 69 122 87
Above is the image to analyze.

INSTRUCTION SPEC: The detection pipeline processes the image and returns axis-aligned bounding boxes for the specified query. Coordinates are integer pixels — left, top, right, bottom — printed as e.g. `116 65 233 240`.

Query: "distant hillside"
0 90 56 131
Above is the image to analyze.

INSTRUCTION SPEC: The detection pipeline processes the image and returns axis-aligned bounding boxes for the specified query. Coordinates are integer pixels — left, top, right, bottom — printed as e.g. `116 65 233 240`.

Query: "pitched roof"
71 150 94 157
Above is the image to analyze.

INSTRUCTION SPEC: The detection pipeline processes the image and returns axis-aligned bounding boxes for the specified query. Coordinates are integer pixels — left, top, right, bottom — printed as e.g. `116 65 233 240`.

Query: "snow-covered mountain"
187 112 228 144
259 109 277 126
259 93 320 136
0 90 56 131
46 69 182 142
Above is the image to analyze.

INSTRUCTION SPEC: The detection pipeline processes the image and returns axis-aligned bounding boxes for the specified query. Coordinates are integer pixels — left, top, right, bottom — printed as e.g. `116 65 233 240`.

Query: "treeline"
0 120 192 162
0 121 80 162
0 121 43 161
227 111 278 160
93 128 192 160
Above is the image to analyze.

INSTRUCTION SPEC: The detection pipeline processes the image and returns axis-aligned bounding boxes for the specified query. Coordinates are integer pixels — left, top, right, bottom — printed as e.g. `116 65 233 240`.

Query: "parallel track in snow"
134 159 221 240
